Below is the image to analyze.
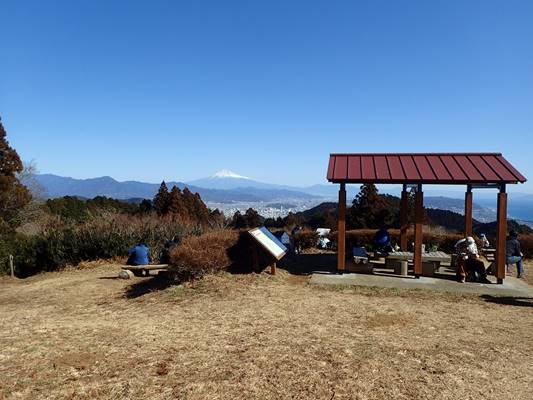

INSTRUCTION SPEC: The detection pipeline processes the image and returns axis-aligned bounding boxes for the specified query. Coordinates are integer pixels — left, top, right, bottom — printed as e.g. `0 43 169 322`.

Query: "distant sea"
476 198 533 223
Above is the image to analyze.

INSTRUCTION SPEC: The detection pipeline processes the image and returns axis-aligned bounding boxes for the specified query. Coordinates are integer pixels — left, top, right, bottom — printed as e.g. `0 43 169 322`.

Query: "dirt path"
0 264 532 400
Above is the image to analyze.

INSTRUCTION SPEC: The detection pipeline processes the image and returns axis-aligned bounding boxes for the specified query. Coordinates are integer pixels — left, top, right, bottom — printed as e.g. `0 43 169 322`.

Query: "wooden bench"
121 264 169 277
386 251 451 277
482 248 496 262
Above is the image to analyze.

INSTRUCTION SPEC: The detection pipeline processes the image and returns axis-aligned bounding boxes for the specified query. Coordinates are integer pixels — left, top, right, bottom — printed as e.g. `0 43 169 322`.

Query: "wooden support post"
400 186 409 251
495 187 507 284
413 185 424 277
9 254 14 278
465 186 473 237
338 183 346 273
271 262 277 276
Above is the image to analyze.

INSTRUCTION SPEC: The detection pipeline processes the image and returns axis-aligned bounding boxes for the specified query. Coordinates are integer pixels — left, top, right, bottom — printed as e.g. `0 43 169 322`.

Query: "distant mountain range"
31 169 533 223
33 173 320 203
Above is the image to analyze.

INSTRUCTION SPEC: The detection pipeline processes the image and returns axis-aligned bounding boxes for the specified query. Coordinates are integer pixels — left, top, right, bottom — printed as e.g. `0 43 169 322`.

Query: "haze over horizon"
2 1 532 192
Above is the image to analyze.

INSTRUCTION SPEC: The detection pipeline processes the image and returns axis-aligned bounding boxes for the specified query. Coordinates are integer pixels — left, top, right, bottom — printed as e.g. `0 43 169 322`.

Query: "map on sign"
248 227 288 260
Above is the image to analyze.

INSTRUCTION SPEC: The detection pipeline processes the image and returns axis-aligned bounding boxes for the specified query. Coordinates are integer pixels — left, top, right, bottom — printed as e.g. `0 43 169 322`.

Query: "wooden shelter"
326 153 527 284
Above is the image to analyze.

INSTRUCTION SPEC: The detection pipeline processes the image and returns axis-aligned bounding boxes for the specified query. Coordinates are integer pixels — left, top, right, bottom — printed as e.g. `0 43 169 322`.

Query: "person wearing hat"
506 230 524 278
454 236 490 283
479 233 490 248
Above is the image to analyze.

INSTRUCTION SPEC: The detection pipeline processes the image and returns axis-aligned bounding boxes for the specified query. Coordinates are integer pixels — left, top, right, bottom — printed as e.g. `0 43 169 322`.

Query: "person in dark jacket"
160 236 180 264
506 230 524 278
126 240 151 266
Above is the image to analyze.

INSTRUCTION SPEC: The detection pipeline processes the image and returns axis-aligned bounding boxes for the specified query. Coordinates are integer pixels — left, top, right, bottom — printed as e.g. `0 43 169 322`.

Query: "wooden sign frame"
248 227 288 261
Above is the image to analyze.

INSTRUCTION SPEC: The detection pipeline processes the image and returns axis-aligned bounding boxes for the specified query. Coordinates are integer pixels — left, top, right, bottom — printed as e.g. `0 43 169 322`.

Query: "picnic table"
386 251 451 276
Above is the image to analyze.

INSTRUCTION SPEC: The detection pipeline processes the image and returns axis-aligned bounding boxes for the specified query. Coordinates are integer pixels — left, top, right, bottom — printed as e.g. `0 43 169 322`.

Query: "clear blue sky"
2 0 532 190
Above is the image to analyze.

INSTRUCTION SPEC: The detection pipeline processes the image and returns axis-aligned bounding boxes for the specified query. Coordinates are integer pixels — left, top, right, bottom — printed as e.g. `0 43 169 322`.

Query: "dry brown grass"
0 262 532 399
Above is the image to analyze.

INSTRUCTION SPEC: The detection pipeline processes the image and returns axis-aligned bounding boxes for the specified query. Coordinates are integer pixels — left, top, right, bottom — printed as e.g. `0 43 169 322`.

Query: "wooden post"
465 186 473 237
271 262 277 276
400 185 409 251
338 183 346 273
495 187 507 284
9 254 14 278
413 185 424 277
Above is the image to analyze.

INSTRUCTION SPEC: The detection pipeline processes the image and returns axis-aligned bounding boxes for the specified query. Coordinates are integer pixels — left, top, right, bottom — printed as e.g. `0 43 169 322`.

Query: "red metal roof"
327 153 526 185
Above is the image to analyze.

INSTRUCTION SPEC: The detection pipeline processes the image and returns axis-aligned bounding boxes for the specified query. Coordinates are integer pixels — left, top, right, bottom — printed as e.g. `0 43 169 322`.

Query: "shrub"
0 213 202 277
169 230 239 280
293 230 319 250
518 234 533 258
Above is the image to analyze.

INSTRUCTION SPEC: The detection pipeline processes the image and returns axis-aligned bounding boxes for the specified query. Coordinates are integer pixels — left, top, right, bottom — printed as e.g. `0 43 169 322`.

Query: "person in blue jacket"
126 240 151 266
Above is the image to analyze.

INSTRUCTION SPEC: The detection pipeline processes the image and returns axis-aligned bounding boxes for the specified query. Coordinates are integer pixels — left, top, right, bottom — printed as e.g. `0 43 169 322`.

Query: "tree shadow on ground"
480 295 533 308
123 274 176 299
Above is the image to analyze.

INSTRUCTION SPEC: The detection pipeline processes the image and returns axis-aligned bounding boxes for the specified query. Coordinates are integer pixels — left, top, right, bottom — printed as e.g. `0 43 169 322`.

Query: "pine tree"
0 118 31 228
349 184 394 229
153 181 170 215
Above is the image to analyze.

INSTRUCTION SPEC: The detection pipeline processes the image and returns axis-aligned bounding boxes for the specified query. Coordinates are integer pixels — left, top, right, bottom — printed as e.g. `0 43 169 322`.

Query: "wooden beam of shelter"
337 183 346 272
413 187 424 277
495 189 507 284
400 188 409 251
465 187 473 237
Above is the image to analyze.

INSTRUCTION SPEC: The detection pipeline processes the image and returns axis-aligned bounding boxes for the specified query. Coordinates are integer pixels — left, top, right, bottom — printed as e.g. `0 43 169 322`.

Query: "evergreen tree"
231 211 247 229
181 187 196 220
153 181 170 215
209 208 227 228
193 192 210 223
0 118 31 228
349 184 394 229
168 186 184 216
244 208 262 228
139 199 153 214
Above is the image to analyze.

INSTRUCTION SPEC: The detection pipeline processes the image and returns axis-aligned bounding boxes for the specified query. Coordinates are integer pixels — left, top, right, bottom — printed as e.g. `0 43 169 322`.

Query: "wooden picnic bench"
482 248 496 262
121 264 169 277
386 251 451 277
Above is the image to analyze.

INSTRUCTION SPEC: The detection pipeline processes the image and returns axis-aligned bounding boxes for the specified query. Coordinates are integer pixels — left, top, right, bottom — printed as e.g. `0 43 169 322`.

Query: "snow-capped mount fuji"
210 169 250 180
188 169 291 191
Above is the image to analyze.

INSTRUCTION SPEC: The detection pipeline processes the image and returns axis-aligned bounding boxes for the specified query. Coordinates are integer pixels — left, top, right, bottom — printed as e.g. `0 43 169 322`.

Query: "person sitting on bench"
127 240 151 266
506 230 524 278
160 236 180 264
455 237 490 284
374 225 393 256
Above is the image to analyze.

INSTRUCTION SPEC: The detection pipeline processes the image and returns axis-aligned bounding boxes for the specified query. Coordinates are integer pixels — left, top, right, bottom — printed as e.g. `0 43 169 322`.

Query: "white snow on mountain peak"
211 169 250 180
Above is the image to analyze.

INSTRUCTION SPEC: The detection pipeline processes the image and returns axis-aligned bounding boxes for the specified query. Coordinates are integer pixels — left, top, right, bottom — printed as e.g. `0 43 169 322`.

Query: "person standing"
506 231 524 278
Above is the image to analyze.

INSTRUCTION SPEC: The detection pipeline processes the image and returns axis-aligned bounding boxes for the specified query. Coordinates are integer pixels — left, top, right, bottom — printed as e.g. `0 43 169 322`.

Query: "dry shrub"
169 230 239 280
518 234 533 258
